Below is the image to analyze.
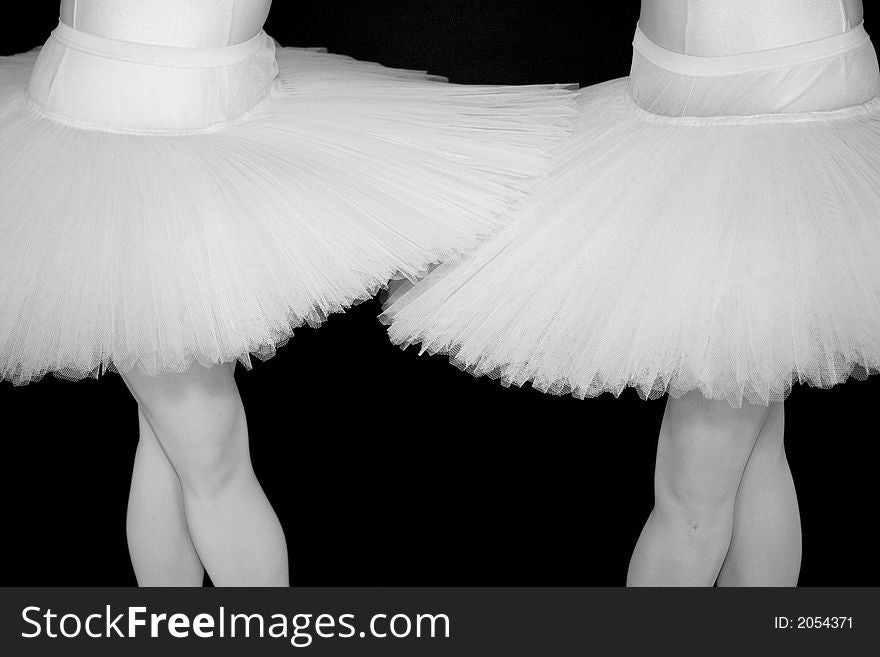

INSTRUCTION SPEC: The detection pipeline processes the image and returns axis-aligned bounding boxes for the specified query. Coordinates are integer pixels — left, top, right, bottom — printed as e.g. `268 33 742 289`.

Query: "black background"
1 1 877 586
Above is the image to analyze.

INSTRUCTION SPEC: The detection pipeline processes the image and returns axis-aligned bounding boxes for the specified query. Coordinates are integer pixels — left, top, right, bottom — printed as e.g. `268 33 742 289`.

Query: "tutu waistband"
48 19 271 68
629 22 880 118
26 20 279 133
632 23 871 77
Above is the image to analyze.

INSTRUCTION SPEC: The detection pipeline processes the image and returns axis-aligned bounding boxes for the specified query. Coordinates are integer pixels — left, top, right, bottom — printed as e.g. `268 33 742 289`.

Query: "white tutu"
0 21 576 384
383 23 880 407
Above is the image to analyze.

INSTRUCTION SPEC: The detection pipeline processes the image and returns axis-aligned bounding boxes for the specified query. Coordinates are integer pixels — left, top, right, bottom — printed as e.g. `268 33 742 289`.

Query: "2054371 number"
800 616 852 629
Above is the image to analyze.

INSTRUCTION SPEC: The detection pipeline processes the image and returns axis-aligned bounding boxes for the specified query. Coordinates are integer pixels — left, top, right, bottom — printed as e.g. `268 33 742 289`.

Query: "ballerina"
0 0 575 585
382 0 878 586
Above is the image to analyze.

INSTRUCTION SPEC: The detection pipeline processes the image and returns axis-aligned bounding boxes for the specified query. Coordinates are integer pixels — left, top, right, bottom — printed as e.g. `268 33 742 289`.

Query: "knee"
138 388 250 500
648 493 731 566
177 423 249 500
655 478 734 538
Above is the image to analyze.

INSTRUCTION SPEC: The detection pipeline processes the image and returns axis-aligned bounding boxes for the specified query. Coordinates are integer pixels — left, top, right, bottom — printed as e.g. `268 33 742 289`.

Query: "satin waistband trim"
50 19 269 68
633 22 871 77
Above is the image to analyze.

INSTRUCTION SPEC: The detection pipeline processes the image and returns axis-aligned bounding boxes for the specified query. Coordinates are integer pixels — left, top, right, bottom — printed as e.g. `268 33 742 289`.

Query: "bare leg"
717 402 801 586
127 408 205 586
121 362 289 586
626 391 772 586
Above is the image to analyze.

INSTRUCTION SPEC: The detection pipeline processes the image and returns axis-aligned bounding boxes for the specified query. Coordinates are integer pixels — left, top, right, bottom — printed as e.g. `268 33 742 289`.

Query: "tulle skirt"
0 21 576 384
383 23 880 407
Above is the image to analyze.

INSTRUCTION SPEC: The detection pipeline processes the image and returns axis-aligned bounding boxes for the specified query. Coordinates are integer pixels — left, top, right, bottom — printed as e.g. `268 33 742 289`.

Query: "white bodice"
639 0 863 56
58 0 272 47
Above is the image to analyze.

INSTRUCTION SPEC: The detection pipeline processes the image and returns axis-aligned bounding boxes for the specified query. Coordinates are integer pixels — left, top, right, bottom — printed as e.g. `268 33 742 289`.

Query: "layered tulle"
383 32 880 407
0 30 576 384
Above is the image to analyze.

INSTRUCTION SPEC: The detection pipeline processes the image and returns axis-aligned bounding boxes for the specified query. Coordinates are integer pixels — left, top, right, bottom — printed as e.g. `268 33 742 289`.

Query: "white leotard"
639 0 864 55
58 0 272 47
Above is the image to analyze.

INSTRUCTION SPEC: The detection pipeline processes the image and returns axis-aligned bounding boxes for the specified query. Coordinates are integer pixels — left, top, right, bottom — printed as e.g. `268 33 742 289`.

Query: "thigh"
655 391 773 510
122 361 238 409
120 362 247 482
131 406 177 477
